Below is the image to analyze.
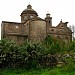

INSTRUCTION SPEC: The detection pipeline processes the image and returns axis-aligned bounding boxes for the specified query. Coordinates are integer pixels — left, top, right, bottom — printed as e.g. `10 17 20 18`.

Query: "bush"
0 37 61 69
61 58 75 73
69 40 75 51
1 36 75 69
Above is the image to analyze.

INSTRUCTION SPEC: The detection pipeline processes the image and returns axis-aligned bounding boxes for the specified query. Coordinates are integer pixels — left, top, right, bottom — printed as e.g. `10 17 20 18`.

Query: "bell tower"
45 13 52 34
45 13 52 27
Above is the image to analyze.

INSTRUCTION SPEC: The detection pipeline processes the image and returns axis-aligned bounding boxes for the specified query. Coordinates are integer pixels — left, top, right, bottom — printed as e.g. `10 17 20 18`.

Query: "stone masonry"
1 4 72 44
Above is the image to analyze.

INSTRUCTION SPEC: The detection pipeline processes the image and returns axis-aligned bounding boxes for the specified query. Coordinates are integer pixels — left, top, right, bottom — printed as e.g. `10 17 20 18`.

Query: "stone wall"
29 20 46 42
23 21 29 35
48 26 72 43
1 21 28 44
2 22 22 34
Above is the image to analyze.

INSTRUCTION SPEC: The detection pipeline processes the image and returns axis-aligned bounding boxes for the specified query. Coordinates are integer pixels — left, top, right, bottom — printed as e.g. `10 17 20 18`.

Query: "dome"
21 4 38 16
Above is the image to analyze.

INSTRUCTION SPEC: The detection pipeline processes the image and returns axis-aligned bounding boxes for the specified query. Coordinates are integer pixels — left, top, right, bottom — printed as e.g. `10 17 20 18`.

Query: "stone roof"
21 4 38 16
31 17 45 21
2 21 21 24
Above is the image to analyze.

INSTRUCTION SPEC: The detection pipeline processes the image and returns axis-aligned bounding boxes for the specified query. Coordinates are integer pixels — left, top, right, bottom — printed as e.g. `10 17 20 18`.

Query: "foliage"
1 67 75 75
0 38 20 68
19 42 41 69
0 36 75 69
69 40 75 52
0 39 44 69
44 35 62 54
61 57 75 73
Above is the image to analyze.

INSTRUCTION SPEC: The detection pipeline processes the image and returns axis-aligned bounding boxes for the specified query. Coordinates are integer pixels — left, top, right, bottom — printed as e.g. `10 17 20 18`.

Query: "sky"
0 0 75 39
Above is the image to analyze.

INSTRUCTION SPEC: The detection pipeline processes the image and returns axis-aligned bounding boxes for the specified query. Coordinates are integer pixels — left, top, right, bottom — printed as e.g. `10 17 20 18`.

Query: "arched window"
30 15 33 18
51 29 54 31
49 20 50 23
24 16 27 20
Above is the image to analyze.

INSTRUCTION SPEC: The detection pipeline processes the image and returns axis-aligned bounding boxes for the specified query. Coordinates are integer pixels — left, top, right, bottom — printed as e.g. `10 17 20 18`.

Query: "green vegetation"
0 36 75 75
0 67 75 75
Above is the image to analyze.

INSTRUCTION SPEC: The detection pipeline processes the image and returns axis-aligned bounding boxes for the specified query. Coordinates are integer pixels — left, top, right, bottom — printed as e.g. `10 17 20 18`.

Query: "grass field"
0 67 75 75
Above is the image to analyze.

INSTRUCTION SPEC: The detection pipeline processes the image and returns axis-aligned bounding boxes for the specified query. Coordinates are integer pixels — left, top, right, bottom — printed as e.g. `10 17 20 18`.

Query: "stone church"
1 4 72 44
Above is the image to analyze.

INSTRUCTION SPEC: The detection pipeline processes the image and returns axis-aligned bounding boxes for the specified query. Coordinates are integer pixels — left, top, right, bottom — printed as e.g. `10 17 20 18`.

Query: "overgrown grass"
0 67 75 75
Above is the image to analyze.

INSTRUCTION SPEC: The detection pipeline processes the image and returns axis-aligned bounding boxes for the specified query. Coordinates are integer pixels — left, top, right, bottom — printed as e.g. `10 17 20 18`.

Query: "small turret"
45 12 52 35
45 13 52 27
46 13 50 17
45 12 52 27
27 4 32 9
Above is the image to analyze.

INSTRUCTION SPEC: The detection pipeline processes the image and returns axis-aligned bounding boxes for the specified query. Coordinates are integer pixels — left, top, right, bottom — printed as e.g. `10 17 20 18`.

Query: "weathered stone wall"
21 14 37 23
29 20 46 42
23 21 29 35
1 20 72 44
2 22 22 34
5 35 27 44
1 22 4 38
48 26 72 43
1 21 28 44
1 4 72 44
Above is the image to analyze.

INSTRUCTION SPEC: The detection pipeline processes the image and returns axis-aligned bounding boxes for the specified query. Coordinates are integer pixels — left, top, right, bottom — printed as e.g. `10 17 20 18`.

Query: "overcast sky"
0 0 75 39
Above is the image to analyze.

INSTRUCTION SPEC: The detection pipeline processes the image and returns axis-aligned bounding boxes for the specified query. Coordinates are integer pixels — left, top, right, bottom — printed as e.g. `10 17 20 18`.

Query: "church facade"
1 4 72 44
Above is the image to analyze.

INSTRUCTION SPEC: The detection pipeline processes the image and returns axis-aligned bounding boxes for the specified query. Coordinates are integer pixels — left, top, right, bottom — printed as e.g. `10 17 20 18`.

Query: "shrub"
69 40 75 51
61 58 75 73
0 36 75 69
